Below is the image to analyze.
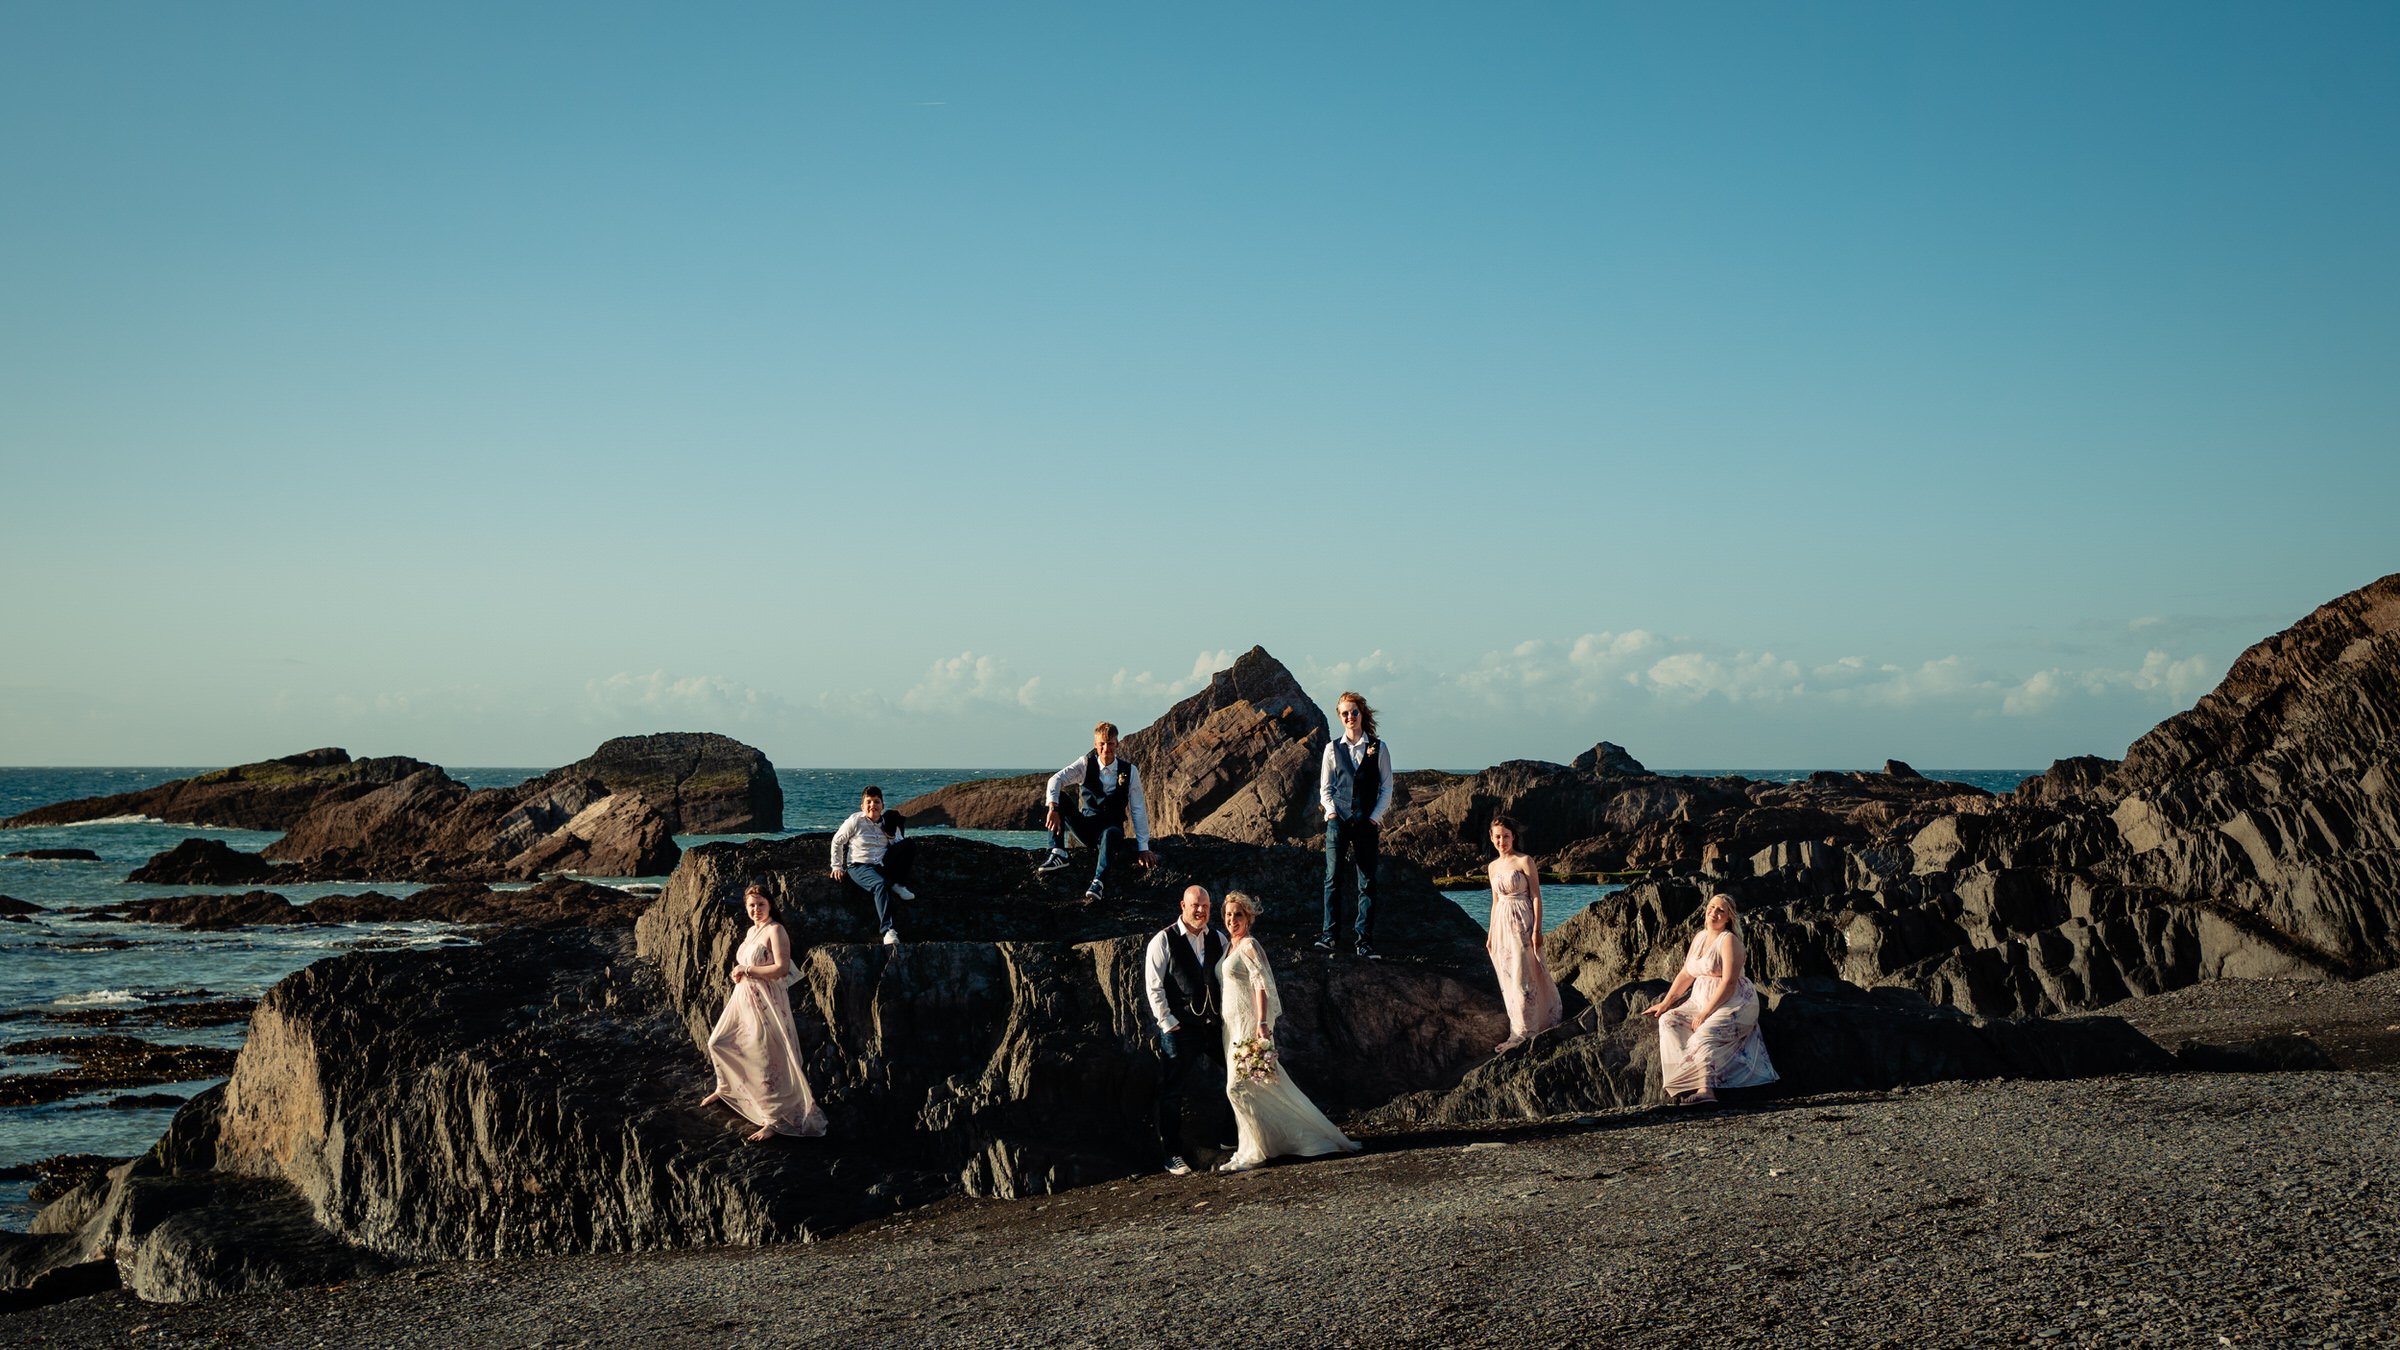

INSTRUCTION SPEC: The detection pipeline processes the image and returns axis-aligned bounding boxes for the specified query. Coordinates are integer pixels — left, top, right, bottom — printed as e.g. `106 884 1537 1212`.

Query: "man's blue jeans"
1052 810 1125 885
845 861 896 935
1321 815 1381 946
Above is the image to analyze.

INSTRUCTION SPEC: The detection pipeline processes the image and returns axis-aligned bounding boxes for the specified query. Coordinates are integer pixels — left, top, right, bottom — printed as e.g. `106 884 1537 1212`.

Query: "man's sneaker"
1035 849 1072 874
1356 942 1382 961
1312 935 1336 954
1163 1156 1193 1177
1083 880 1106 904
882 930 900 946
893 884 916 901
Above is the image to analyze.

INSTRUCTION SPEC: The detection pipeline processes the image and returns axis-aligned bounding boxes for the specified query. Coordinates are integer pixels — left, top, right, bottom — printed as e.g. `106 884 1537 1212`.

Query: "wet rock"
0 1036 239 1108
0 894 41 920
108 891 305 930
126 839 288 886
548 732 782 834
2 848 102 861
1572 741 1650 776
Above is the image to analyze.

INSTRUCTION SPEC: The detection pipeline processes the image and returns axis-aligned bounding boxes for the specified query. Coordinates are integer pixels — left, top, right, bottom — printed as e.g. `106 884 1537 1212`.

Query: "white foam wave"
54 988 144 1007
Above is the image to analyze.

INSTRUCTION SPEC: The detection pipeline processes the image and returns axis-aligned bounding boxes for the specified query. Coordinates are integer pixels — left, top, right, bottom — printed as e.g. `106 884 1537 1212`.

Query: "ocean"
0 763 2032 1228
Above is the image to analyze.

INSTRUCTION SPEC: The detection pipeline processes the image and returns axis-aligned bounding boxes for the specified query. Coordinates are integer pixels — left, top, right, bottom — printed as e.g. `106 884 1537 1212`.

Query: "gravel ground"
2109 971 2400 1070
8 1066 2397 1349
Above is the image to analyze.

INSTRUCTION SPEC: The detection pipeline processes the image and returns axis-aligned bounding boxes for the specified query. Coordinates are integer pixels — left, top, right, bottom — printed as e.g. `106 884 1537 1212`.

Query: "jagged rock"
125 839 289 886
1379 757 1992 880
2011 754 2121 807
0 1035 240 1108
261 766 679 882
1572 742 1650 776
306 878 649 928
1368 976 2174 1126
0 894 42 920
900 647 1330 846
1 749 439 830
3 848 102 861
1884 759 1922 779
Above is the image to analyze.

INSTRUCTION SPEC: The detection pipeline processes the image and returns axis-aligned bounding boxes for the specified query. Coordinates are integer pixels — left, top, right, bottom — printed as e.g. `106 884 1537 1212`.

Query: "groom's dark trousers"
1154 1016 1225 1157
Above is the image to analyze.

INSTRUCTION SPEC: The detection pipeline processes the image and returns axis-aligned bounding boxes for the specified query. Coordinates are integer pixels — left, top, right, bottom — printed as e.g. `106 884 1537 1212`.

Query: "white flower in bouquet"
1232 1032 1279 1084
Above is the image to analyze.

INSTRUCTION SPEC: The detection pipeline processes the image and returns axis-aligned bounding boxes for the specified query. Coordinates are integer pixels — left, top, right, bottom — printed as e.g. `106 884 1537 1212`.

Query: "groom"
1144 885 1228 1177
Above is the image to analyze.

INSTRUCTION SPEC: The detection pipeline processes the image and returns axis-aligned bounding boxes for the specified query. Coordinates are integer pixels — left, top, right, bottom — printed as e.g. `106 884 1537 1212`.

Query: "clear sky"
3 3 2394 771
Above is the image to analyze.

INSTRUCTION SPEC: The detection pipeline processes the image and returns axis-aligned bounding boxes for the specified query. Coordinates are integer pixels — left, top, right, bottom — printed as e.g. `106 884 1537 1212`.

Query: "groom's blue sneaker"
1163 1156 1193 1176
1036 848 1072 874
1355 942 1381 961
1312 935 1336 954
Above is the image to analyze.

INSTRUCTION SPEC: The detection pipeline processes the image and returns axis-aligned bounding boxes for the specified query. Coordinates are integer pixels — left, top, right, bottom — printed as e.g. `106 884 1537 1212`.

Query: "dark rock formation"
1572 741 1650 776
0 1035 238 1109
544 732 782 834
79 879 644 932
1 749 439 830
1368 976 2175 1126
899 647 1330 847
18 737 778 883
2 848 103 861
0 894 41 920
1884 759 1923 779
1549 573 2400 1022
1379 756 1993 880
892 772 1048 831
110 891 303 930
125 839 290 886
13 834 1507 1301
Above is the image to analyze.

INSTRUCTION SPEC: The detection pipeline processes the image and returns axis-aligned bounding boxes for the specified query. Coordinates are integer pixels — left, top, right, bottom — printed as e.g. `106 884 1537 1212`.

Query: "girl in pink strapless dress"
700 885 828 1141
1485 816 1562 1053
1643 892 1778 1104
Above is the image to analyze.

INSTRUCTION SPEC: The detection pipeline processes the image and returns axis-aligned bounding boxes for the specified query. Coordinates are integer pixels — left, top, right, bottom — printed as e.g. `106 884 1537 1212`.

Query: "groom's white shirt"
1144 921 1213 1033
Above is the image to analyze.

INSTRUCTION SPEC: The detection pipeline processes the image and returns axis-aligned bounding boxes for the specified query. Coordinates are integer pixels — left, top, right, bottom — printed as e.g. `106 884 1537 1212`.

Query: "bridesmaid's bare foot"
745 1125 775 1143
698 1091 725 1110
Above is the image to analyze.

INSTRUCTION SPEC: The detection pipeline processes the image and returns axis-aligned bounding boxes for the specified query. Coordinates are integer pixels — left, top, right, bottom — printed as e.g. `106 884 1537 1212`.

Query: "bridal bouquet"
1231 1032 1279 1085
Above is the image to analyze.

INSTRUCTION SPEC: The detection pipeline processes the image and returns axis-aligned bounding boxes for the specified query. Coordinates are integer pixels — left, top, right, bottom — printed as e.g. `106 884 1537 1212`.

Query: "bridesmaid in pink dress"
1642 893 1778 1104
699 884 829 1142
1485 816 1562 1054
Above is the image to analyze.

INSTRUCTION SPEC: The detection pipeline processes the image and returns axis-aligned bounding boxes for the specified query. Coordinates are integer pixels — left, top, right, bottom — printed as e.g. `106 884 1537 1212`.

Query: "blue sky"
3 3 2393 770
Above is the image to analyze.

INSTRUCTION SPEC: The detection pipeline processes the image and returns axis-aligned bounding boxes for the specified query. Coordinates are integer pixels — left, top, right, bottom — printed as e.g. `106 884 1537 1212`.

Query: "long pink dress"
704 926 828 1137
1488 866 1562 1042
1658 928 1778 1099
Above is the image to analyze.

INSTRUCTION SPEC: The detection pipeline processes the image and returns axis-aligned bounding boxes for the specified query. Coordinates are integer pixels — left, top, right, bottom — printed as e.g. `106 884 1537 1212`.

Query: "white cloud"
584 672 784 722
898 652 1043 714
1106 649 1234 706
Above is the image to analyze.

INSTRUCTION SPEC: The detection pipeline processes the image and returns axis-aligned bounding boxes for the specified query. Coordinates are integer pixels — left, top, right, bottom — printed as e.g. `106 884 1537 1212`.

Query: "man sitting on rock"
1036 721 1159 903
831 785 914 945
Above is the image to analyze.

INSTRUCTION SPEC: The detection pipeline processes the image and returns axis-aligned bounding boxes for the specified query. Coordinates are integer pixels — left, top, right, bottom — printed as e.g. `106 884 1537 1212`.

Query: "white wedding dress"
1220 936 1361 1170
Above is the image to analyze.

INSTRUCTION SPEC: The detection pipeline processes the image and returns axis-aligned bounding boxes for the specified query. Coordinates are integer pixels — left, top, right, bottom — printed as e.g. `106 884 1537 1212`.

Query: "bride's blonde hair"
1223 891 1263 924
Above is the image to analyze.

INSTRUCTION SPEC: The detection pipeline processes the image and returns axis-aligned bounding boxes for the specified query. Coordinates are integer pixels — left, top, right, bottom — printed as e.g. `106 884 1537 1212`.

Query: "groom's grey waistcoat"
1161 923 1226 1025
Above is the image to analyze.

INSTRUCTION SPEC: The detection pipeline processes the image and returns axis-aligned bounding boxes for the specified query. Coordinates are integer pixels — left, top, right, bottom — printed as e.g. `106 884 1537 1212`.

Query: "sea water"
0 763 2031 1228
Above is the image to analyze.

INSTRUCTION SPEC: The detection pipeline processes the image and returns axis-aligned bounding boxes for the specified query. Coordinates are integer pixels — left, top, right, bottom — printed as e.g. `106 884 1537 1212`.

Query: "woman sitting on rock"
1641 892 1779 1105
699 882 828 1141
1485 815 1562 1054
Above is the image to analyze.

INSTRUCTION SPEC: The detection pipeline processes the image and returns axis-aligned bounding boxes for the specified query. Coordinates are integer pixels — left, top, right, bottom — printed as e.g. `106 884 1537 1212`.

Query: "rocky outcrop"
1378 757 1993 879
27 737 777 884
1572 741 1649 776
1367 977 2174 1126
1550 573 2400 1022
1 749 440 830
14 834 1508 1302
126 840 289 886
899 647 1330 846
258 765 678 881
543 733 781 834
3 848 103 861
0 894 42 920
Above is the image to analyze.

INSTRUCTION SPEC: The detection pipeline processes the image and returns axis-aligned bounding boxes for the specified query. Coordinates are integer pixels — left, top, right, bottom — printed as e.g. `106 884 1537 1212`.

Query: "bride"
1218 891 1363 1173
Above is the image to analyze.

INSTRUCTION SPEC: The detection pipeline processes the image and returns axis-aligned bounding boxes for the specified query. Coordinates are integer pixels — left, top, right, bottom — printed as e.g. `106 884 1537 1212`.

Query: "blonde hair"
1094 720 1120 741
1334 692 1377 740
1223 890 1263 923
1703 892 1742 936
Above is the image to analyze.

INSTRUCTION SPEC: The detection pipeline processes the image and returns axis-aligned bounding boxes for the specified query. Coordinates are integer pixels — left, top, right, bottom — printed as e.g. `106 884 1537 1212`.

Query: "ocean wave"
54 989 144 1007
